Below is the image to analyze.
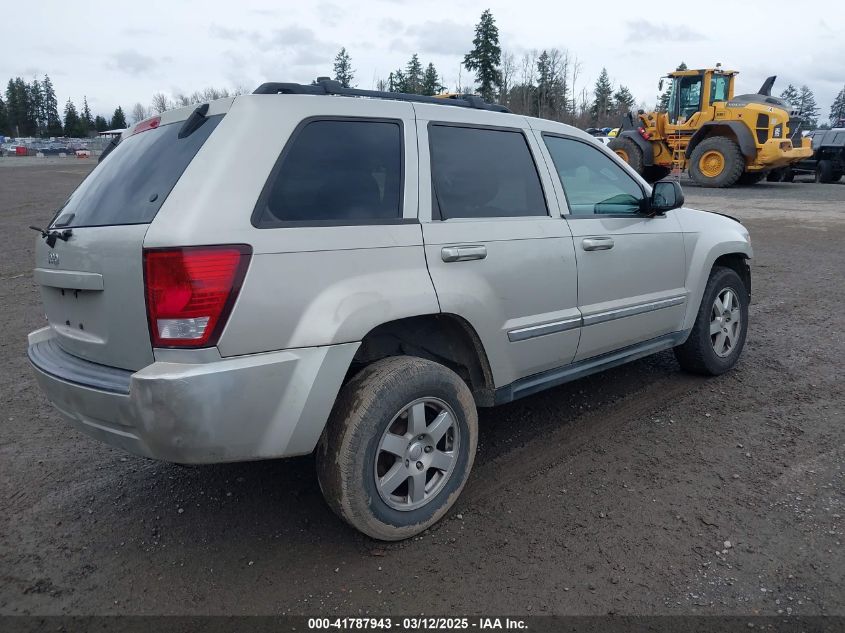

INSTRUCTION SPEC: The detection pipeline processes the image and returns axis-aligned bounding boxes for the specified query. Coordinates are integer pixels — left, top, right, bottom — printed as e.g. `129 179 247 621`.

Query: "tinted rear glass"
53 115 222 228
429 125 547 219
254 119 403 226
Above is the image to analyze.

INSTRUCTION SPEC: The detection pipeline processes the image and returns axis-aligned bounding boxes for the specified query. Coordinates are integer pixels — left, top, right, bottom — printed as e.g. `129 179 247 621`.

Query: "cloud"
107 50 157 75
317 2 345 27
624 20 706 43
401 20 474 56
209 24 257 41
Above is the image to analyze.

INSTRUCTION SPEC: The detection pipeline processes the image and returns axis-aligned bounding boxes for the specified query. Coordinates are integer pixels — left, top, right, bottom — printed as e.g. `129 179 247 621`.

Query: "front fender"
674 208 753 332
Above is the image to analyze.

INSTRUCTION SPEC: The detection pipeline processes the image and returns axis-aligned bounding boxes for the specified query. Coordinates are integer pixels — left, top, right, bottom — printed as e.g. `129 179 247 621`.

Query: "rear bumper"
27 327 358 463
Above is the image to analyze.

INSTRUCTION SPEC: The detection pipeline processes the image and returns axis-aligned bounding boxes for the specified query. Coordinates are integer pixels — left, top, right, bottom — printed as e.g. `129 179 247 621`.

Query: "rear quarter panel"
145 95 439 355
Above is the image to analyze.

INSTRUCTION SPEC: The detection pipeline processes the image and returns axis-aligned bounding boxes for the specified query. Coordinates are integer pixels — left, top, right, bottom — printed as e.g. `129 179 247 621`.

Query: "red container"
15 146 27 156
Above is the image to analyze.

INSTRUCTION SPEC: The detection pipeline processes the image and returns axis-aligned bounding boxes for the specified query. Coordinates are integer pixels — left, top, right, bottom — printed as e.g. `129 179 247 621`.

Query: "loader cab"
666 69 736 126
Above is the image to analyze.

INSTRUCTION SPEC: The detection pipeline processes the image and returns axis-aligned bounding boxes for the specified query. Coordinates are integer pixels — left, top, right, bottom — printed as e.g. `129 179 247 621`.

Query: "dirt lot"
1 158 843 616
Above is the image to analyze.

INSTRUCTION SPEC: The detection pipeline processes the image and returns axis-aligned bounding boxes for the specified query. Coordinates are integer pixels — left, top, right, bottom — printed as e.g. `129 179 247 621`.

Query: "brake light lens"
637 126 651 140
143 245 251 348
131 116 161 136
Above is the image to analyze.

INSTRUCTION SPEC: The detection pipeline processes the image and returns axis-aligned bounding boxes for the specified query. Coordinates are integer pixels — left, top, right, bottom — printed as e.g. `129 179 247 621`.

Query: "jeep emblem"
48 251 60 266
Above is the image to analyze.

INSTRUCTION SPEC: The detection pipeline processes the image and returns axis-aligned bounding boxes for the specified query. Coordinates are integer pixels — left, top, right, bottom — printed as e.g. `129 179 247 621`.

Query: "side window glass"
254 119 402 226
543 136 644 216
429 125 547 219
710 75 729 104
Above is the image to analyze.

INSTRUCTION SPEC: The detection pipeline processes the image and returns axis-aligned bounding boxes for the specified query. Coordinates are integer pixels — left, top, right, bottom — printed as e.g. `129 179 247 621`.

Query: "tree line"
3 9 843 137
334 9 844 131
0 76 247 138
1 76 128 137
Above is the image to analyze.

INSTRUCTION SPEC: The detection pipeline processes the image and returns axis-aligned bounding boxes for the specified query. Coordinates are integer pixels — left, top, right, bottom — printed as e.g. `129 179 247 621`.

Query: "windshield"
52 115 222 228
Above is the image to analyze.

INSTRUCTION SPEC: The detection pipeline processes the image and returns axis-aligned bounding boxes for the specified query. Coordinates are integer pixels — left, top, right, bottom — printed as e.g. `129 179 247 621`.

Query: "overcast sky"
6 0 844 122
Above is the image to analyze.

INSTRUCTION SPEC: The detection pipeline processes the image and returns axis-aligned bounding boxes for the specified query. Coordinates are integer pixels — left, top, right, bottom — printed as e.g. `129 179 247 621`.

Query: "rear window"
253 119 403 226
429 125 547 219
52 115 222 228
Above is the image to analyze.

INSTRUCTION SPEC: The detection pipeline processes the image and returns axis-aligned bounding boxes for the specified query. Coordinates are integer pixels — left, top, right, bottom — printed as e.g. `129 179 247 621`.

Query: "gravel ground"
1 159 843 616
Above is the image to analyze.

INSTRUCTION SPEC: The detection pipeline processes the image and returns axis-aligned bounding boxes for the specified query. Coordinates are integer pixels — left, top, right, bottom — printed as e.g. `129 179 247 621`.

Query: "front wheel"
688 137 745 187
316 356 478 541
674 267 749 375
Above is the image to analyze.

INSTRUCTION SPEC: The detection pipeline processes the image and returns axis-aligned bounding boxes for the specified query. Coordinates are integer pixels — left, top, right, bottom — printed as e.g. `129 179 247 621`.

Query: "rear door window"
53 116 222 228
428 125 548 219
253 119 403 226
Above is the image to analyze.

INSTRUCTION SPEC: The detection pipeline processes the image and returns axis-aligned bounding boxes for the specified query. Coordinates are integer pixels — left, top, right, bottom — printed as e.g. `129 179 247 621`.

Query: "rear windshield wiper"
30 225 73 248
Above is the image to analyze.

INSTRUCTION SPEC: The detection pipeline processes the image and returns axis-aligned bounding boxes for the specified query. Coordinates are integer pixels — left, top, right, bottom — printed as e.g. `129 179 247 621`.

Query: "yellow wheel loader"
609 67 813 187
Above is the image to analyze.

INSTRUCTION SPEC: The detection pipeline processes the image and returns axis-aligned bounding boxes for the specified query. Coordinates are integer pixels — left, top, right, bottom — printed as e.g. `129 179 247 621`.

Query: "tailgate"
35 225 152 370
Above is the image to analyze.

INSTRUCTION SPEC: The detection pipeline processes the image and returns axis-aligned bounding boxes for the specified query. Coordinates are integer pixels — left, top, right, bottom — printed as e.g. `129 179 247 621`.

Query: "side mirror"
648 180 684 215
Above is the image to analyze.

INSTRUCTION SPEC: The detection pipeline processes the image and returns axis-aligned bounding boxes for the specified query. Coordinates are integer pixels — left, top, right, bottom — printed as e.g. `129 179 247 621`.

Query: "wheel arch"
351 313 496 407
686 122 757 160
681 235 753 333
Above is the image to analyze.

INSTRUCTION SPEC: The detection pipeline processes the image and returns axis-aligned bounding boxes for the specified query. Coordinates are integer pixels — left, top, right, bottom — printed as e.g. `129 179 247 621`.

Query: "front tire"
674 267 749 376
316 356 478 541
688 137 745 187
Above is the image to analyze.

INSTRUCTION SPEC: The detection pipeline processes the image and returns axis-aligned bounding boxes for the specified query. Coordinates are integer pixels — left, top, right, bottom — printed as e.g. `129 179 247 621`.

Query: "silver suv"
28 80 752 540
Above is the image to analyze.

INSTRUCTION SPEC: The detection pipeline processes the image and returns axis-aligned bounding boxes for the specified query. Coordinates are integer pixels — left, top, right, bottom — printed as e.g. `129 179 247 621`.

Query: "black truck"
769 127 845 183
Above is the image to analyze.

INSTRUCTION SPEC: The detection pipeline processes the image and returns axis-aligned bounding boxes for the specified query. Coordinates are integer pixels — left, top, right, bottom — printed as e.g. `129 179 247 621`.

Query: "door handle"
441 245 487 262
582 237 614 251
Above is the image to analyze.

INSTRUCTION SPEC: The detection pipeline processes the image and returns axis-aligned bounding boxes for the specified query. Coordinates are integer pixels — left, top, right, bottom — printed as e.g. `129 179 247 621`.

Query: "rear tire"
674 267 749 376
815 159 835 183
316 356 478 541
608 136 644 175
688 137 745 187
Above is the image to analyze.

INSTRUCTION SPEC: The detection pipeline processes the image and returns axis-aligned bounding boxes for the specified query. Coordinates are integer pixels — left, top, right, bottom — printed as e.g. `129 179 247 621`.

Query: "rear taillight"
143 245 251 348
637 126 651 140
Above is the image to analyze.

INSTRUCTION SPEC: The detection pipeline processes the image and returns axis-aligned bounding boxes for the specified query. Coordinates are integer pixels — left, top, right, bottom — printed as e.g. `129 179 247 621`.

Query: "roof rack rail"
252 77 510 113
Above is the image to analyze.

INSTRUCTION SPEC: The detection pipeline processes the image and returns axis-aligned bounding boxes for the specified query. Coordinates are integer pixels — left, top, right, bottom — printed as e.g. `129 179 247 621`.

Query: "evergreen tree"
94 115 108 132
0 96 8 136
80 96 94 136
536 51 552 118
779 84 799 106
6 78 36 136
613 85 636 114
463 9 502 102
421 63 443 96
110 106 127 129
42 75 62 137
829 85 845 126
658 62 687 112
332 47 354 88
4 79 18 135
796 85 820 129
589 68 613 123
387 70 406 93
404 54 424 94
29 79 45 135
63 99 80 137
